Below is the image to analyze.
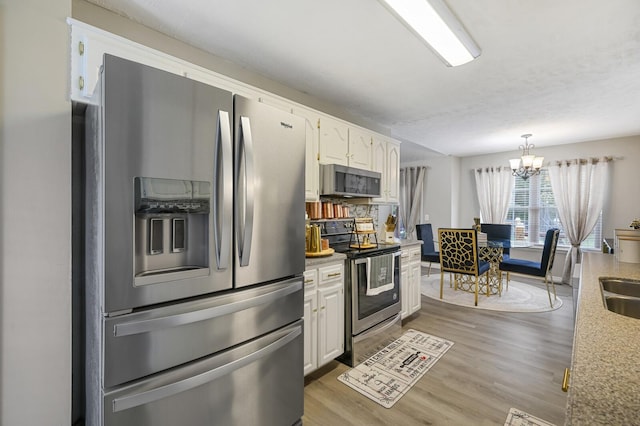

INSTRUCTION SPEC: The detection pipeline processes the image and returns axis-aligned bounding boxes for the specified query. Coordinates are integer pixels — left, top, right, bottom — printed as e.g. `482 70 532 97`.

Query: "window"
505 169 602 249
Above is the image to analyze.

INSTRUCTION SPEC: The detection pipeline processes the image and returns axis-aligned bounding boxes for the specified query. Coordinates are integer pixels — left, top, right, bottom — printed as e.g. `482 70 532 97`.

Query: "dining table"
477 239 506 295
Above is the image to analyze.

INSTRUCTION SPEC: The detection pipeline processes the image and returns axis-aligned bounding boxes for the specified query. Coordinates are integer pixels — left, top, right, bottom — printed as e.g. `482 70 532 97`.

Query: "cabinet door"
409 247 422 315
400 251 410 319
303 290 318 376
370 137 387 203
348 128 372 170
317 282 344 367
386 140 401 204
409 261 422 314
319 117 349 166
293 107 320 201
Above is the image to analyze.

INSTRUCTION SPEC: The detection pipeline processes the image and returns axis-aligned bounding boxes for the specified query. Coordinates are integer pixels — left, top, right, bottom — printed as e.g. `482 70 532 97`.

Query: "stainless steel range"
318 218 402 366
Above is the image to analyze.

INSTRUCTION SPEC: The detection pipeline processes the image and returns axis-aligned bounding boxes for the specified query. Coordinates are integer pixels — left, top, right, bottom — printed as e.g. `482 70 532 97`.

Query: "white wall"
408 135 640 278
458 135 640 238
0 0 72 425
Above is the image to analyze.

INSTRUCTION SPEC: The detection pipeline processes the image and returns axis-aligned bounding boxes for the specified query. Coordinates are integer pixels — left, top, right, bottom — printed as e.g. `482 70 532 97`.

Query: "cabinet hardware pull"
78 41 84 55
320 306 325 310
327 273 341 277
562 368 570 392
78 76 84 90
304 279 314 284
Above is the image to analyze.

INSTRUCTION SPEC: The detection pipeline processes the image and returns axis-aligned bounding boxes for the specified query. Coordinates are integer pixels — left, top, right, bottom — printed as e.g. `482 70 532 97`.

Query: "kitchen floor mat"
504 408 556 426
337 329 453 408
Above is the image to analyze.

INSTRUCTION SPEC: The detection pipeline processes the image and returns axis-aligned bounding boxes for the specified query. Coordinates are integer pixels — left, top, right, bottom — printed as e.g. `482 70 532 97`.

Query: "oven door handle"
353 250 401 265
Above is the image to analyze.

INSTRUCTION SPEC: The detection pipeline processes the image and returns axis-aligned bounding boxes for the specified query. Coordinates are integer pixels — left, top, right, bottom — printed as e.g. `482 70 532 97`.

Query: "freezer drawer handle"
111 325 301 413
214 110 233 270
236 115 255 267
113 280 301 337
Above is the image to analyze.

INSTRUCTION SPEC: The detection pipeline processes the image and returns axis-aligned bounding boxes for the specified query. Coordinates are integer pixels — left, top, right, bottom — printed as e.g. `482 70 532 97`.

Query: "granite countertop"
566 252 640 425
304 252 347 268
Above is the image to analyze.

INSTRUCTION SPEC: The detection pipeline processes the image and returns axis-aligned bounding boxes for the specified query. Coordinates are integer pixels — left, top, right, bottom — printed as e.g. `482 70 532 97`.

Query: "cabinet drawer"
303 269 318 290
409 247 422 263
318 263 344 285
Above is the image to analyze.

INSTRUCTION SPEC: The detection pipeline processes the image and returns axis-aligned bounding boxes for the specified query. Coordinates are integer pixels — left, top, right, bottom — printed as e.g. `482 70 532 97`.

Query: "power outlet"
424 214 430 222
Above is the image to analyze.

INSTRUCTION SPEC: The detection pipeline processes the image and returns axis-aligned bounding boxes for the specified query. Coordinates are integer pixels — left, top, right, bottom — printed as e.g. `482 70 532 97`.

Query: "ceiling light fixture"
510 134 544 180
379 0 481 67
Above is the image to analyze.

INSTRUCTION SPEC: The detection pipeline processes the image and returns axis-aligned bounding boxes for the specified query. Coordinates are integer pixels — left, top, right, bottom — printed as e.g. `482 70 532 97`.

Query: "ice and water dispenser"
134 177 210 281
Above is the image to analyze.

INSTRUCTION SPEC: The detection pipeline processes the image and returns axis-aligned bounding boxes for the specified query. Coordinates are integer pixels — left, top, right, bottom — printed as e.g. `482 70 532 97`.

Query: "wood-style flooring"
302 269 574 425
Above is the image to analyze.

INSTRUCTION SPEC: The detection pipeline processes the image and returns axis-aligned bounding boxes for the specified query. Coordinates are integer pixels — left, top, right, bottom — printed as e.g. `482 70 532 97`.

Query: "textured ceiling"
85 0 640 157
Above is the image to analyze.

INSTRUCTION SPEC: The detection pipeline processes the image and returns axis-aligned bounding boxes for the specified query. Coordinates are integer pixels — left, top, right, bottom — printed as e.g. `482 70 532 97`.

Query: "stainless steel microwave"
320 164 381 198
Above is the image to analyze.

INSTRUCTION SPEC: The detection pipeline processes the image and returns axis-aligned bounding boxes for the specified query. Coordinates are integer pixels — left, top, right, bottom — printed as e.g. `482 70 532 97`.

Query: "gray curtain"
399 166 426 240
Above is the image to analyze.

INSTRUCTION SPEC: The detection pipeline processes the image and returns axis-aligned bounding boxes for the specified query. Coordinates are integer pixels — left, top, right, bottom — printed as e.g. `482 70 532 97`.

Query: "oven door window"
355 254 400 319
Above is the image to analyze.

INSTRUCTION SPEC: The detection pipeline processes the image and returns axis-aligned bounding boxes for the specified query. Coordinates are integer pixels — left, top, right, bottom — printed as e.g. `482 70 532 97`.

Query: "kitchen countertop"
566 252 640 425
304 239 422 269
305 252 347 268
382 239 423 249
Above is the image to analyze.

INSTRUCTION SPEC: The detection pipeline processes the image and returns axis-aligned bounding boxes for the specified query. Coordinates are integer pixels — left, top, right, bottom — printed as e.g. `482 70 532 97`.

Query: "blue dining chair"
499 228 560 307
416 223 440 276
480 223 512 260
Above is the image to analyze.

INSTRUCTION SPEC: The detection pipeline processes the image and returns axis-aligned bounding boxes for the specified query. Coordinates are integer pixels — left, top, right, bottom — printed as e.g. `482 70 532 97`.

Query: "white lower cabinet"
401 245 422 319
303 261 344 375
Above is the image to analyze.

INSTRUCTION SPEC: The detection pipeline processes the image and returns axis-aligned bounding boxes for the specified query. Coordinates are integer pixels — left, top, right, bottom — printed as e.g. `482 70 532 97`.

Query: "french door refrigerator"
83 54 305 426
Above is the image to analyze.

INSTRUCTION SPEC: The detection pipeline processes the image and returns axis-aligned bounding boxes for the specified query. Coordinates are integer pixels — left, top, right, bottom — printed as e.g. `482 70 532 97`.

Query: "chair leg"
474 276 479 306
544 273 557 308
486 271 491 297
427 262 432 277
506 272 510 290
440 272 444 300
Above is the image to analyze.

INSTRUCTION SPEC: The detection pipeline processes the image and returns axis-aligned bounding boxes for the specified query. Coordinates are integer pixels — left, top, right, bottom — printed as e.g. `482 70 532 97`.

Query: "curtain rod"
472 165 511 173
552 156 620 166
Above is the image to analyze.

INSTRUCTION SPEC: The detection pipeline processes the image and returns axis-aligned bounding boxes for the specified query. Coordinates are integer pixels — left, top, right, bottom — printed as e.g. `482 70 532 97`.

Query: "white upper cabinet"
348 127 373 170
293 107 321 201
371 136 386 182
318 117 373 170
372 136 400 204
386 140 400 203
319 116 350 166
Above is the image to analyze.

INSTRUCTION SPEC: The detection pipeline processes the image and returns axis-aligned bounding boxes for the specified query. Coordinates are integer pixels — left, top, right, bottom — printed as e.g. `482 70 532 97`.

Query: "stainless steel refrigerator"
83 54 305 426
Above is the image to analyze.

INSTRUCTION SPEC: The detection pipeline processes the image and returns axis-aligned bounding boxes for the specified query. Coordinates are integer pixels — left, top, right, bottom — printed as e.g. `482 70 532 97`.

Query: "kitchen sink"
604 296 640 320
599 277 640 298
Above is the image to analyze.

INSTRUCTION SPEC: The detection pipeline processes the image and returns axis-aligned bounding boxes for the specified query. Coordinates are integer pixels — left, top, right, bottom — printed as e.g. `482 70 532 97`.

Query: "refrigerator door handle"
237 116 255 267
113 279 301 337
111 324 301 413
214 110 233 270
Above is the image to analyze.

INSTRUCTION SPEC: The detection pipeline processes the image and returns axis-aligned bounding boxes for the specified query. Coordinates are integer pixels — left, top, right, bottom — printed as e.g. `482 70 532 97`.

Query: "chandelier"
509 134 544 180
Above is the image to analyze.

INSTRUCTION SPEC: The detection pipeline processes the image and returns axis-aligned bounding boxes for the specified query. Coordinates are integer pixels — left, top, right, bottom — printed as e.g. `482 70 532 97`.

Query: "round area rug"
420 275 563 313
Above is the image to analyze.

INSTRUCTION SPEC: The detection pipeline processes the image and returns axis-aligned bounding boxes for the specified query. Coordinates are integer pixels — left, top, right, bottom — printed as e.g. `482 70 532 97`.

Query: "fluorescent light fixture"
380 0 481 66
